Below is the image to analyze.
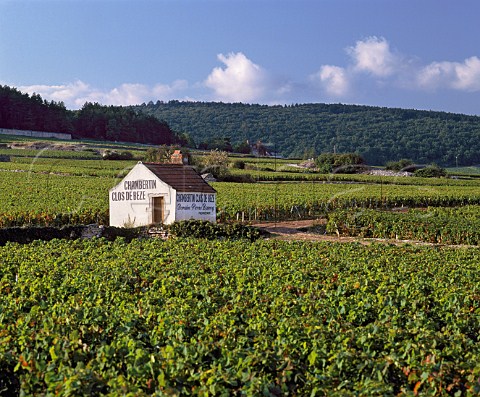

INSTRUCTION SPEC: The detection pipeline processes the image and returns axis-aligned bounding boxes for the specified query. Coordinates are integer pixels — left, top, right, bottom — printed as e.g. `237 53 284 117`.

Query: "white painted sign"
176 193 216 220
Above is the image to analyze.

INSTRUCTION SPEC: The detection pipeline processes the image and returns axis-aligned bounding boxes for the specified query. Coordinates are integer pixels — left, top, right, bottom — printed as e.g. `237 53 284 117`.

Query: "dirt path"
253 219 375 244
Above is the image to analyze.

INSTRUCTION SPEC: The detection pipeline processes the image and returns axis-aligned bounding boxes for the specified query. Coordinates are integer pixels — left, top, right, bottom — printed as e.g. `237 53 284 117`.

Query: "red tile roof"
143 163 216 193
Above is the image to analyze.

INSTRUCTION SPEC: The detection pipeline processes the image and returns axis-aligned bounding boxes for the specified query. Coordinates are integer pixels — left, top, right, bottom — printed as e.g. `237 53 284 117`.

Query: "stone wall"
0 128 72 140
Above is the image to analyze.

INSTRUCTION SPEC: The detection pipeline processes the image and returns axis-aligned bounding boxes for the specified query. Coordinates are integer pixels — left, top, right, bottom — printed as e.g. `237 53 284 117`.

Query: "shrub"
167 220 262 241
198 150 230 179
0 225 146 246
221 174 256 183
144 145 189 163
414 164 447 178
234 140 251 154
231 160 246 169
316 153 365 174
102 150 133 160
385 159 415 171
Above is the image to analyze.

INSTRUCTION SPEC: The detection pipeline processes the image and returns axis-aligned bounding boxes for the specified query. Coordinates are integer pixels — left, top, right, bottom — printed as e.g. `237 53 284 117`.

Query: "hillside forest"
0 85 178 146
135 101 480 166
1 85 480 166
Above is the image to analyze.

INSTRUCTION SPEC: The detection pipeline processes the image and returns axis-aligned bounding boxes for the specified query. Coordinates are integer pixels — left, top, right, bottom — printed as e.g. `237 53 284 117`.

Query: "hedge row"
0 221 263 246
0 225 142 246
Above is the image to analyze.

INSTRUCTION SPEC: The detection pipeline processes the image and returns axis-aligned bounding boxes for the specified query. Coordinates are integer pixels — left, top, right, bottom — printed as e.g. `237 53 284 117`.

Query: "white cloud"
14 42 480 109
308 37 402 98
345 37 480 93
417 56 480 92
309 36 480 101
205 52 268 102
152 80 189 98
348 36 399 77
18 80 91 106
310 65 350 97
100 83 151 106
17 80 189 108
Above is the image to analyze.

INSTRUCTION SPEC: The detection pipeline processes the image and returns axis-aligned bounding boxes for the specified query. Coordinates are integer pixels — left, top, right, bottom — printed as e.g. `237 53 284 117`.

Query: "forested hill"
134 101 480 166
0 85 178 145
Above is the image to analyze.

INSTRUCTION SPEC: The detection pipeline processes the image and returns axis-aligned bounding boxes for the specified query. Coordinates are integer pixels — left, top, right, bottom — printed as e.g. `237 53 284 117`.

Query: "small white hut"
109 153 216 227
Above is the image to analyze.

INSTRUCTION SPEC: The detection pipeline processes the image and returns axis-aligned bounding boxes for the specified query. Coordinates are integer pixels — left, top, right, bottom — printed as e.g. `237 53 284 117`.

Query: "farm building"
109 152 216 227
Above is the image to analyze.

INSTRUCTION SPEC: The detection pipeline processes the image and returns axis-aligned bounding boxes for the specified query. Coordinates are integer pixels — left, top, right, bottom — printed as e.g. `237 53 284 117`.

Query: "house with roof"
109 152 216 227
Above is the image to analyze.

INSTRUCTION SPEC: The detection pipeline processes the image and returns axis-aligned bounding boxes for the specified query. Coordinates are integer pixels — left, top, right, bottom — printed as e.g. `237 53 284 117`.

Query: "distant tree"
0 85 72 133
144 145 192 164
133 100 480 166
255 141 268 156
302 147 316 160
414 164 447 178
206 137 233 152
102 150 133 160
176 132 196 148
145 145 176 163
74 102 177 145
234 140 251 154
222 137 233 152
199 150 230 179
385 159 415 172
316 152 365 174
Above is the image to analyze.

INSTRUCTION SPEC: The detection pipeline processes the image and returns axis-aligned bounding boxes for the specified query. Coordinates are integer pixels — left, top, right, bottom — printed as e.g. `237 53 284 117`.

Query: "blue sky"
1 0 480 115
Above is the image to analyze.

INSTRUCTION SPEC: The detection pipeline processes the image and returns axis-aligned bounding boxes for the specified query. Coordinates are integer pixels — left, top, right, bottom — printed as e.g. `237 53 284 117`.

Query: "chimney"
171 150 187 165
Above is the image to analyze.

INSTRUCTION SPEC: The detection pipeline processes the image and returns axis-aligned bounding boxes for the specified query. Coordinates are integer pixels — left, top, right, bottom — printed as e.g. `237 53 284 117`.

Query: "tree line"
0 85 178 145
134 100 480 166
2 85 480 166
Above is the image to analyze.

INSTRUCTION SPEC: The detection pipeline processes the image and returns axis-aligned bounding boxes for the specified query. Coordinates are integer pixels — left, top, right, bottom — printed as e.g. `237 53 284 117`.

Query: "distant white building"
109 152 216 227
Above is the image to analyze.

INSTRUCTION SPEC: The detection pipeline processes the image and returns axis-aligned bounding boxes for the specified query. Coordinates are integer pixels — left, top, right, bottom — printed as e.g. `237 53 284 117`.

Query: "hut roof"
143 163 216 193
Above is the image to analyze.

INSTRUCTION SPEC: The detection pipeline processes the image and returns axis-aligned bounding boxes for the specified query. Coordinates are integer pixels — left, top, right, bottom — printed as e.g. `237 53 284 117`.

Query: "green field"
447 166 480 176
1 139 477 243
1 168 480 227
326 206 480 245
1 238 480 395
0 157 136 177
1 138 480 395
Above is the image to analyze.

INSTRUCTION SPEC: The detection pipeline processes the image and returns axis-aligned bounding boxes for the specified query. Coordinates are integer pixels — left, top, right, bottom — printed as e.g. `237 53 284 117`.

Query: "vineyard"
326 206 480 245
228 168 480 186
1 138 480 395
1 168 480 227
213 182 480 222
0 147 101 160
1 239 480 395
0 157 135 178
0 172 111 227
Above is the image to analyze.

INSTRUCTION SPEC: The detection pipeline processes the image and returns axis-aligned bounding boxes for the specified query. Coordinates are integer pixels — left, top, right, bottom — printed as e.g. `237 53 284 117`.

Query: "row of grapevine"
1 238 480 395
0 172 111 227
326 206 480 245
214 182 480 222
3 155 480 186
1 157 135 178
0 148 101 159
1 170 480 226
0 209 110 228
230 168 480 186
